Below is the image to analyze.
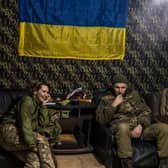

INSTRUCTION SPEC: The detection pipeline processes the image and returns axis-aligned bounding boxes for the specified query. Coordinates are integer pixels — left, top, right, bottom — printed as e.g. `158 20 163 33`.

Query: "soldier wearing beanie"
112 74 128 84
96 74 168 168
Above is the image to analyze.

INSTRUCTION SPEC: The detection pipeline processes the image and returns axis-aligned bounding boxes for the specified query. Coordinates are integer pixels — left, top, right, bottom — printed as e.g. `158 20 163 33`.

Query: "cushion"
132 140 158 168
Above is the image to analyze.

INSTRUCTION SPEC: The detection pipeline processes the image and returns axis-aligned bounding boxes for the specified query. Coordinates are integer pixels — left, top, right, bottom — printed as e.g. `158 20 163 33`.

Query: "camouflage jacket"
96 90 152 129
1 96 50 147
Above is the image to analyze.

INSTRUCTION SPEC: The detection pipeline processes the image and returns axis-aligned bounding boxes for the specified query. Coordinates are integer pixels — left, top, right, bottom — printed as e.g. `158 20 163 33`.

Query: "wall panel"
0 0 168 96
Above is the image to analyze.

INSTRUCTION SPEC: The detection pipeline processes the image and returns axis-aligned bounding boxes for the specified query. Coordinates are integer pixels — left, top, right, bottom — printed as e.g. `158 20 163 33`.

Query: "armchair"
91 89 161 168
0 89 30 167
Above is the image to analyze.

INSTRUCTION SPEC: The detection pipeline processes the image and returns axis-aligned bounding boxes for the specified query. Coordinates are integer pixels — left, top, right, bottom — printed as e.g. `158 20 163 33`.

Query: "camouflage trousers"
0 124 57 168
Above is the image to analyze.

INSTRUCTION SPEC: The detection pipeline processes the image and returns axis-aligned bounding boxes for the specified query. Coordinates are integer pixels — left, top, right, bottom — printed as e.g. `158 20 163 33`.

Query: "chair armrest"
91 121 118 168
91 121 114 149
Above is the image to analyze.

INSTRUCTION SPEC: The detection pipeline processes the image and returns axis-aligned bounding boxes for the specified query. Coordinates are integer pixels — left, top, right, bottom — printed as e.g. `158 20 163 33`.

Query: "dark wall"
0 0 168 96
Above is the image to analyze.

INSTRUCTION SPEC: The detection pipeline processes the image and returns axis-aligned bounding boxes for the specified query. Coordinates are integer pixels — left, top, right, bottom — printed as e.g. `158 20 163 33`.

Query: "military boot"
159 158 168 168
121 158 133 168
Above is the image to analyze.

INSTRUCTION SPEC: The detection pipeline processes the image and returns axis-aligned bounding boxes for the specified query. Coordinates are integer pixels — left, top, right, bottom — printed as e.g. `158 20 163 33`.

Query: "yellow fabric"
19 22 126 60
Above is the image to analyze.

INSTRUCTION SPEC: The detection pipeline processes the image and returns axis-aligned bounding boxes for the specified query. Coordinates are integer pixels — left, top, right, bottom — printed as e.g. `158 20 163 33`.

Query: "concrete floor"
56 153 105 168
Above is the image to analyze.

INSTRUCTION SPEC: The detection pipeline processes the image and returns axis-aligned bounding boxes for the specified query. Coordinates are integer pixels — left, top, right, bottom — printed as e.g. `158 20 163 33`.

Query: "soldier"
96 74 168 168
0 82 61 168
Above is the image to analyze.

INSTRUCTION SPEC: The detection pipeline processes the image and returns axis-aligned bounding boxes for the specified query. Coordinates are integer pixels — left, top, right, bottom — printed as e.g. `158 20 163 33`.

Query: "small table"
47 102 96 154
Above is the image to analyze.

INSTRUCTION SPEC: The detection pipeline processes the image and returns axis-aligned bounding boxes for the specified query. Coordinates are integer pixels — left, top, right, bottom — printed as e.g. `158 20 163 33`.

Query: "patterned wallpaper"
0 0 168 97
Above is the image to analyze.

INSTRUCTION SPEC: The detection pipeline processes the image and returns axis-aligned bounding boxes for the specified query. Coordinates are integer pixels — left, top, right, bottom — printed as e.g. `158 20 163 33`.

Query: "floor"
56 153 105 168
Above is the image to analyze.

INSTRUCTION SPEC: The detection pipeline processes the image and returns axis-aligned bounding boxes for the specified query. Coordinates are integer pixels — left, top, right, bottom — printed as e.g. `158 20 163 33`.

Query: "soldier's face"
36 85 49 103
113 83 128 96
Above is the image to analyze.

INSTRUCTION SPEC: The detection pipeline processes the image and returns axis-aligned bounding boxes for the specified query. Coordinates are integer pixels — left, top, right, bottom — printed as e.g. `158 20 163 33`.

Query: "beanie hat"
112 74 128 84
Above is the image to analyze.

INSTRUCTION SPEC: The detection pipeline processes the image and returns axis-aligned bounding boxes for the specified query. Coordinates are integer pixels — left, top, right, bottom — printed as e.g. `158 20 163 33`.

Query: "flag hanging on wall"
18 0 129 60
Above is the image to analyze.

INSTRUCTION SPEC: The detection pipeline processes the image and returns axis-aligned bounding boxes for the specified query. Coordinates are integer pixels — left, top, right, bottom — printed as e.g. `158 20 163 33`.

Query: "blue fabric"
19 0 129 27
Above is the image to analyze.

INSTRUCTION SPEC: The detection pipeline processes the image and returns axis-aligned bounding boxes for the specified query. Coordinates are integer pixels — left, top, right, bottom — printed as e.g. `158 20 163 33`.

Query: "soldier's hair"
32 82 49 93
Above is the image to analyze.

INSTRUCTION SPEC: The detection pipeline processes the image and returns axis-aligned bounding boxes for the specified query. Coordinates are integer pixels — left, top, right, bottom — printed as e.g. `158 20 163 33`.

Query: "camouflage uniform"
0 96 60 168
46 108 62 145
96 89 168 158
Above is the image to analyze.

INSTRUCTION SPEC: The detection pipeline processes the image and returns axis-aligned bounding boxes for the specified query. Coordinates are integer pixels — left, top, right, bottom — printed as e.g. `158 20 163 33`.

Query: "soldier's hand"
131 124 143 138
112 95 124 107
42 93 52 105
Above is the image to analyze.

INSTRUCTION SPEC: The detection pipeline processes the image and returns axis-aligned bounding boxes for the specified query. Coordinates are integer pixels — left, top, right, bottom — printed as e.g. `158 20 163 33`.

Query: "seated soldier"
96 74 168 168
0 82 61 168
36 93 62 146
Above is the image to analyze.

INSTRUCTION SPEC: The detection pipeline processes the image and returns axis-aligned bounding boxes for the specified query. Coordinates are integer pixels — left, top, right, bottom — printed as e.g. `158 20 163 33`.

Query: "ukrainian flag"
18 0 129 60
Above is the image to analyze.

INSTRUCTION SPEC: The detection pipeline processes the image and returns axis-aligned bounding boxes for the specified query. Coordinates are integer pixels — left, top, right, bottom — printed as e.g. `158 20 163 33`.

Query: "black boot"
159 158 168 168
121 158 133 168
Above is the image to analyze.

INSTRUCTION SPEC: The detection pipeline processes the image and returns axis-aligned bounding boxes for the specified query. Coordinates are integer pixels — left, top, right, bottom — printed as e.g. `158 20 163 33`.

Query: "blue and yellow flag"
18 0 129 60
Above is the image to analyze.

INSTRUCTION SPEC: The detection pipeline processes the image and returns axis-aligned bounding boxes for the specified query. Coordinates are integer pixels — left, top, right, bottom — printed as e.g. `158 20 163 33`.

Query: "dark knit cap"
112 74 128 84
